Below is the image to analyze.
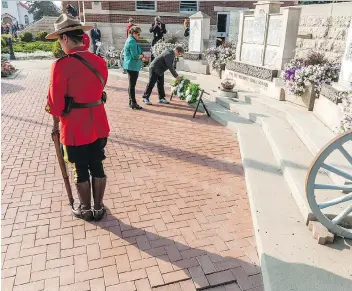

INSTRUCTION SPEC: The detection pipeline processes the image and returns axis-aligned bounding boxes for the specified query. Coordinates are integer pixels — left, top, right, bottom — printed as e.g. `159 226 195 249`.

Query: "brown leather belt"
71 100 103 108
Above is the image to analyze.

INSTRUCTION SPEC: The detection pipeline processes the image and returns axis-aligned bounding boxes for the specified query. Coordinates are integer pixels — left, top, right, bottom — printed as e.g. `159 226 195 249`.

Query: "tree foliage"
27 1 60 21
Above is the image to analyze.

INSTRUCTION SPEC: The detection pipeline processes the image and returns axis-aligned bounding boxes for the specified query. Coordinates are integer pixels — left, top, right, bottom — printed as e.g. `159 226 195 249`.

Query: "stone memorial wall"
295 2 352 63
234 1 301 71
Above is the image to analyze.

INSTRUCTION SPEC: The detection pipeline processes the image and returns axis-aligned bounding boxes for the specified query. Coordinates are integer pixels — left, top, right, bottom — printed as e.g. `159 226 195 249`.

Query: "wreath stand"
170 89 211 118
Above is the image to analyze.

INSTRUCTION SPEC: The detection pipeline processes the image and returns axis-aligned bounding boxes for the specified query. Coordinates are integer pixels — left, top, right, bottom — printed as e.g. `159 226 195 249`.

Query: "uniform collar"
67 46 86 54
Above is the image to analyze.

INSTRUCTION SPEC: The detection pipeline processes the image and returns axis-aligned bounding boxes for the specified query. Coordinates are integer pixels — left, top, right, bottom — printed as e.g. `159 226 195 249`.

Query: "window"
180 1 198 13
24 15 29 25
136 1 155 11
93 1 100 6
2 1 8 8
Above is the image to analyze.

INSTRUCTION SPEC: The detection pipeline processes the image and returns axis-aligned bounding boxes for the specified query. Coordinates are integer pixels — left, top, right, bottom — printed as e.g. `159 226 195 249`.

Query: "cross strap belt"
71 100 103 108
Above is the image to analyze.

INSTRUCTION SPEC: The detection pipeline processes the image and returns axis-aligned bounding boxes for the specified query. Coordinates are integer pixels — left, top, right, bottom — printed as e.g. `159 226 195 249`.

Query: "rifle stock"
52 131 74 206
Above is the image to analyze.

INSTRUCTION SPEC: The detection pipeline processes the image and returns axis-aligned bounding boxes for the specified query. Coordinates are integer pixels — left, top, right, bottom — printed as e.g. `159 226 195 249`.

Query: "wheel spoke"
318 193 352 209
321 163 352 181
314 184 352 191
332 204 352 225
339 145 352 166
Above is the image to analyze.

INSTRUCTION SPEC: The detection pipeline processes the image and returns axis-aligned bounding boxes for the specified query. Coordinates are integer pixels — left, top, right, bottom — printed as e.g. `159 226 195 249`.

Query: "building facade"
62 1 296 48
1 1 34 27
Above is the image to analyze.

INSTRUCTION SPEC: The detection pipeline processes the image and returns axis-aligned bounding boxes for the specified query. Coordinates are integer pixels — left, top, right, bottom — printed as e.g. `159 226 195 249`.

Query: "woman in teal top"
123 26 143 110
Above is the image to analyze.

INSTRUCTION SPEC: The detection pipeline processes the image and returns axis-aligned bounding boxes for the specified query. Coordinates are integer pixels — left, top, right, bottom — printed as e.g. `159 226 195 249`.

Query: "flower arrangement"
337 91 352 133
172 76 200 104
1 57 16 77
283 52 340 97
142 55 150 67
203 41 237 70
151 39 188 58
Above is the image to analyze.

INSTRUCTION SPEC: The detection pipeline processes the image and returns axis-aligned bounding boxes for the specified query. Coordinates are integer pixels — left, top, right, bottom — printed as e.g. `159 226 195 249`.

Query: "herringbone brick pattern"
1 67 263 291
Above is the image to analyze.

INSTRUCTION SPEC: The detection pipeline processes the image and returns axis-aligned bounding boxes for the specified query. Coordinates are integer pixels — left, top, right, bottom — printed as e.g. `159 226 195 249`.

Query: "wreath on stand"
171 76 201 104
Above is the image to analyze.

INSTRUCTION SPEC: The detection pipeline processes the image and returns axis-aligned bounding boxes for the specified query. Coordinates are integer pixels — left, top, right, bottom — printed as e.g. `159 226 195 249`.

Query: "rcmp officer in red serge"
45 14 110 221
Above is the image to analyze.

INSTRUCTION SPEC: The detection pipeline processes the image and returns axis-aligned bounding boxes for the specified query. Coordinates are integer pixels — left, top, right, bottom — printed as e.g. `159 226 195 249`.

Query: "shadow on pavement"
90 213 262 290
1 82 25 94
109 134 244 176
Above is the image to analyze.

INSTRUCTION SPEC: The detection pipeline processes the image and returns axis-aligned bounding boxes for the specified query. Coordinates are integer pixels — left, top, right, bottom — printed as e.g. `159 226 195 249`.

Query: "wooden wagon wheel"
306 130 352 238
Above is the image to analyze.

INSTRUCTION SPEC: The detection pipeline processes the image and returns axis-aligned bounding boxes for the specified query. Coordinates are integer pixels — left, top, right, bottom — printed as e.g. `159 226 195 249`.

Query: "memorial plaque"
228 12 241 43
243 17 254 43
267 16 282 46
264 46 279 66
240 43 263 65
252 15 266 45
188 19 201 52
242 15 266 45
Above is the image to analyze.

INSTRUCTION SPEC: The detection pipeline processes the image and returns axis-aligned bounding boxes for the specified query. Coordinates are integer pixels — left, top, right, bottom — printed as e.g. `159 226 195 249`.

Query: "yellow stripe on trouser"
62 145 72 164
62 145 78 183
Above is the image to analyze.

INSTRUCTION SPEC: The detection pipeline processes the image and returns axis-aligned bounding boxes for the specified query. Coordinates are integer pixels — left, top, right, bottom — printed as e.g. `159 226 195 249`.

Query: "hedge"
52 40 65 58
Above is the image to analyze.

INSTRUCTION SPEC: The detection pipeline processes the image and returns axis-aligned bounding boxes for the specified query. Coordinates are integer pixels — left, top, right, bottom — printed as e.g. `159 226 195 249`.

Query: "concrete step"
229 93 352 187
196 98 352 291
209 96 350 225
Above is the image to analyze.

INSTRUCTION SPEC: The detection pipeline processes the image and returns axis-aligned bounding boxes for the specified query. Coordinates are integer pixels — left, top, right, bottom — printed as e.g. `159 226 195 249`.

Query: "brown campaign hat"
46 14 93 40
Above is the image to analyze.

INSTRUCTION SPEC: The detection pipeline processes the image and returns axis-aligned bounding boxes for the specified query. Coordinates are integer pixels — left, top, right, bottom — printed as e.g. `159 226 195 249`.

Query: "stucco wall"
295 2 352 62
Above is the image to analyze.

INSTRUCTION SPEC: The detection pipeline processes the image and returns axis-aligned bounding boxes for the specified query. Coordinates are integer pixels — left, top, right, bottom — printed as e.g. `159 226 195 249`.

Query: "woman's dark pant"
127 70 139 104
61 138 107 183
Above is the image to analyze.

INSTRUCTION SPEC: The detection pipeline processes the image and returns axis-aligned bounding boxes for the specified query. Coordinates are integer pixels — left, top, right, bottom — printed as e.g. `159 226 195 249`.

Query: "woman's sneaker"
158 98 169 104
143 98 152 105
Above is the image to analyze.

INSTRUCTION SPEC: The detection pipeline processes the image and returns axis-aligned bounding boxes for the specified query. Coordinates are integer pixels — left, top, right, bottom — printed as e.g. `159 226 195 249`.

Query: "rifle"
51 131 74 208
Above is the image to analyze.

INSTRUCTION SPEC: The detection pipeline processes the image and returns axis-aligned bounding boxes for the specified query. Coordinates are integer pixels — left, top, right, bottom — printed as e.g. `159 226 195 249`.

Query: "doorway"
216 12 230 44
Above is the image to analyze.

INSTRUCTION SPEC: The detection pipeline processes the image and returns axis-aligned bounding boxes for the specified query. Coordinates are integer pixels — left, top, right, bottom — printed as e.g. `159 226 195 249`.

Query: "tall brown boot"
72 181 93 221
92 177 107 221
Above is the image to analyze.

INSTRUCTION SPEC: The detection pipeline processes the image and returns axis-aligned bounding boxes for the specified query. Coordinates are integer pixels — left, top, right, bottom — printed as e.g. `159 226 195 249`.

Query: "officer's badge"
45 104 51 113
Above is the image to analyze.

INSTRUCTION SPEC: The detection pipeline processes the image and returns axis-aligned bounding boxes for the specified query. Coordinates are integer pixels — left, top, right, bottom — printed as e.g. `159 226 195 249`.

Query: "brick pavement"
1 67 263 291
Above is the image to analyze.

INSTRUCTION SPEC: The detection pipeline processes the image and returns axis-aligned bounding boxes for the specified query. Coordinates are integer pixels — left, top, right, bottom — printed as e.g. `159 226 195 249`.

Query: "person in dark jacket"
184 19 190 37
90 23 101 54
150 16 167 61
142 46 184 105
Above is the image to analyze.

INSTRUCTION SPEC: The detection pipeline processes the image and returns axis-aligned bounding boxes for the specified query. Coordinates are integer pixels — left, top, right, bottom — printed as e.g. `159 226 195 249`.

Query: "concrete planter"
285 84 317 111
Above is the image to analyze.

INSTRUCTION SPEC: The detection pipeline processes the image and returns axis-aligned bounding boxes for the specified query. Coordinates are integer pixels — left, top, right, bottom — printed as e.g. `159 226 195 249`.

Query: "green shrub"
36 31 48 41
1 34 12 54
13 41 54 53
1 37 7 47
1 34 12 45
52 40 65 58
19 32 33 42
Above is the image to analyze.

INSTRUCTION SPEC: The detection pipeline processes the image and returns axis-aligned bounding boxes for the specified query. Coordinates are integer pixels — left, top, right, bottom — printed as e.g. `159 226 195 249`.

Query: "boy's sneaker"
143 98 152 105
158 98 169 104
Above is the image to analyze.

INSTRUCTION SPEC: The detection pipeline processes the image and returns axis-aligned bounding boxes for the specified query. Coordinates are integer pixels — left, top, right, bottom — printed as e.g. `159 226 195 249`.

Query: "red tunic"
45 46 110 146
82 33 90 51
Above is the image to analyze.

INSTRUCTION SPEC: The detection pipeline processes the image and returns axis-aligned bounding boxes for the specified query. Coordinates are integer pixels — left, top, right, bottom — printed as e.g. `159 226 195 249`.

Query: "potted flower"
203 41 236 78
283 52 340 111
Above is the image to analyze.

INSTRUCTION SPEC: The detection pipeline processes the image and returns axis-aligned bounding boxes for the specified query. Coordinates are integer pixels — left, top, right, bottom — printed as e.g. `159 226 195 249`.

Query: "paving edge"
192 99 352 291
